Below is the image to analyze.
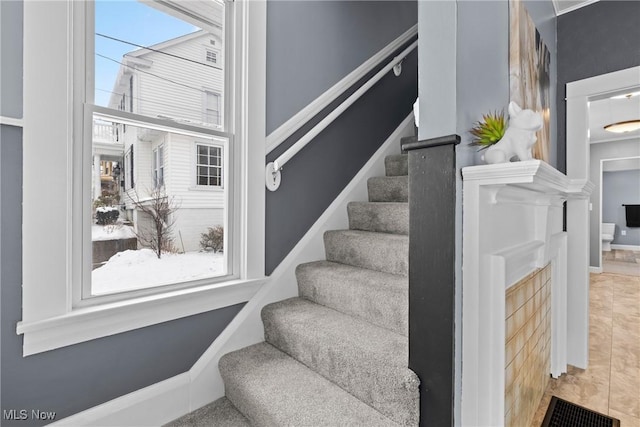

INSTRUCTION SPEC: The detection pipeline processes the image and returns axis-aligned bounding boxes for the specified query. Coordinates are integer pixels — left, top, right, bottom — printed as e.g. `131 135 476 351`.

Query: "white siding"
133 33 224 126
164 133 226 209
118 30 227 251
172 207 225 252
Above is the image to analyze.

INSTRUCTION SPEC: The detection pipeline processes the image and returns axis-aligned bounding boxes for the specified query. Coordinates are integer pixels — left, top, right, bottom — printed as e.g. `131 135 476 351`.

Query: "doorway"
565 65 640 368
599 157 640 276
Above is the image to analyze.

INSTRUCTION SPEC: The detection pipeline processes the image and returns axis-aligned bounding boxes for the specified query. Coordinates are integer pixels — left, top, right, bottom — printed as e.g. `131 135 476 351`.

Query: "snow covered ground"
92 224 137 241
92 248 225 295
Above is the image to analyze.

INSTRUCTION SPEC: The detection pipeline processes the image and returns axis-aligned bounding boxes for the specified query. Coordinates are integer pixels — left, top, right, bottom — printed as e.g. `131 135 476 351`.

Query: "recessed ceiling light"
604 120 640 133
610 91 640 99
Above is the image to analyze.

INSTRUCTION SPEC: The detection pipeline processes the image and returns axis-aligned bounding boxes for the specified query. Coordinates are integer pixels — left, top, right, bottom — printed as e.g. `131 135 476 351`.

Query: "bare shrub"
129 188 179 259
200 226 224 253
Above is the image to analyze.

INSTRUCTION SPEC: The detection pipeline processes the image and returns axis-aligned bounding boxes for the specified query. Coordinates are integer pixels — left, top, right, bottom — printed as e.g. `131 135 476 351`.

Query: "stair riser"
324 231 408 276
384 155 408 177
348 202 408 235
297 262 408 336
368 176 408 202
262 303 419 425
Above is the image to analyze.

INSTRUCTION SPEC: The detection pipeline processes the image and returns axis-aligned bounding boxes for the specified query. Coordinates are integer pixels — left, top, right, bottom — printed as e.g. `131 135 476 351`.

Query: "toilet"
602 223 615 252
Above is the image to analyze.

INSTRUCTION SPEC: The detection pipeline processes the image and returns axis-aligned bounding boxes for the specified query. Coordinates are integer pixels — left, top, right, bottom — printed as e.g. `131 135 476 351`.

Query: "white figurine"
482 101 543 164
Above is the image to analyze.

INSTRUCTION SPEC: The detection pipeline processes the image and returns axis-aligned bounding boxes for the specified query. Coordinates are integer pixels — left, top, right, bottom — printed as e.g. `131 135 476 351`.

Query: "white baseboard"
48 113 415 426
589 266 603 274
49 373 190 427
611 244 640 251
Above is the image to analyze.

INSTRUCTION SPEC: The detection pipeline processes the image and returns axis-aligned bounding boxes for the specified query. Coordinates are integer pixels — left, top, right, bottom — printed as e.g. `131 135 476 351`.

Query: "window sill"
188 186 224 192
16 278 264 356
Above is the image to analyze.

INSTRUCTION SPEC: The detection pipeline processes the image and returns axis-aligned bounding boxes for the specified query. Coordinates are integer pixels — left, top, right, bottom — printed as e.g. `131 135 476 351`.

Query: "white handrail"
265 39 418 191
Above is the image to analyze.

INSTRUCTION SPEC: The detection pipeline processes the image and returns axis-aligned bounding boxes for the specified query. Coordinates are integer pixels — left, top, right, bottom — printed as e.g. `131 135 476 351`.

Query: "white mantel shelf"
462 159 594 198
460 160 593 427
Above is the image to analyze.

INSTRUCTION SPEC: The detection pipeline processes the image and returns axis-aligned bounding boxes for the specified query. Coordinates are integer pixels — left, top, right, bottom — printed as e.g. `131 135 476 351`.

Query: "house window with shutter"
204 91 221 126
152 145 164 188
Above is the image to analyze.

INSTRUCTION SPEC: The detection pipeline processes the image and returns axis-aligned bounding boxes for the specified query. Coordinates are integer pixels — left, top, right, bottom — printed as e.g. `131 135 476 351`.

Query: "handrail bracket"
265 161 282 191
264 39 417 191
393 60 403 77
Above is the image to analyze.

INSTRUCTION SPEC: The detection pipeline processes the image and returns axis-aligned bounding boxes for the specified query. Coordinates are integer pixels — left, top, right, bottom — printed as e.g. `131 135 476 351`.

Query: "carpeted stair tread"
262 298 418 425
219 342 397 426
297 260 408 335
368 176 408 202
164 397 249 427
348 201 408 235
324 229 408 276
385 154 408 176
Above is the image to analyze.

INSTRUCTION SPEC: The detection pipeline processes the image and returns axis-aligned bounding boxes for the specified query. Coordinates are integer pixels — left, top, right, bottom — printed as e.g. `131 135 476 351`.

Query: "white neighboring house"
92 28 226 253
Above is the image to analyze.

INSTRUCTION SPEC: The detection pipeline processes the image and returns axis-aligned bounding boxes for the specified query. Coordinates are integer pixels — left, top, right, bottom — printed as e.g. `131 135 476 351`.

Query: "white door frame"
565 65 640 368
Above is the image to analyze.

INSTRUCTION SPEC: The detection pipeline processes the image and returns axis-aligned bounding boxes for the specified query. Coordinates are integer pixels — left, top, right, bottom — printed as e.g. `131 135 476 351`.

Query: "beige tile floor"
603 249 640 277
530 272 640 427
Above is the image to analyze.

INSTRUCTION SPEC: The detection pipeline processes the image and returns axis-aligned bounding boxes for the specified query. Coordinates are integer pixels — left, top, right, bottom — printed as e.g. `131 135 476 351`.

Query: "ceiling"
552 0 600 15
589 91 640 144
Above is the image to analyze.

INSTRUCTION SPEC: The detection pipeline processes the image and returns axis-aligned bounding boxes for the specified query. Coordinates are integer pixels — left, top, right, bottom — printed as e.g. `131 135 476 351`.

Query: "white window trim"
152 144 165 188
203 90 222 126
19 0 266 356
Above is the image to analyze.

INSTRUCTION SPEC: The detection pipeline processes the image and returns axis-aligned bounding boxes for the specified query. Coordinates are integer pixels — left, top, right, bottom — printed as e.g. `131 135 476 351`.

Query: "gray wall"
589 140 640 267
415 0 556 422
603 169 640 246
2 1 419 423
266 0 417 134
265 1 418 274
455 0 557 171
557 0 640 172
416 0 556 422
0 3 244 425
0 0 23 118
454 2 510 422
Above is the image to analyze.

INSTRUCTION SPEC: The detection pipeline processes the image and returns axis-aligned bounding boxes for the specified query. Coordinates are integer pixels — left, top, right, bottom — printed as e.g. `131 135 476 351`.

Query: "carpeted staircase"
166 153 418 426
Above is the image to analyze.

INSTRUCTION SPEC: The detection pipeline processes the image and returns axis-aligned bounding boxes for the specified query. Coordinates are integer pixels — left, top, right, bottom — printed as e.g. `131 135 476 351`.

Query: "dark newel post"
402 134 460 427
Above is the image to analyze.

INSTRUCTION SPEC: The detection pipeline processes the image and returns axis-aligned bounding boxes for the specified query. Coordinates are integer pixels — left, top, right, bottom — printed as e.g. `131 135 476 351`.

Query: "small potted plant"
470 111 506 150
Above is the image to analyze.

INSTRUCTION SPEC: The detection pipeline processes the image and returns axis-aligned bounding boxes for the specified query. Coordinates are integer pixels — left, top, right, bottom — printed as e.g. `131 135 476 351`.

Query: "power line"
96 53 206 94
96 32 223 71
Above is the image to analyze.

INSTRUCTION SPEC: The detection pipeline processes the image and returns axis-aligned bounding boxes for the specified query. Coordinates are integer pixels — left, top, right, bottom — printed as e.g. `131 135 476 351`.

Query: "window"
196 144 222 186
20 0 266 356
204 91 221 126
152 145 164 188
88 0 234 298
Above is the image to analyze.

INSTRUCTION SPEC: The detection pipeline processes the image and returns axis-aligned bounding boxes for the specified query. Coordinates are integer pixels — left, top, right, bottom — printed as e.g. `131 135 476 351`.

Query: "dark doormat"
541 396 620 427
